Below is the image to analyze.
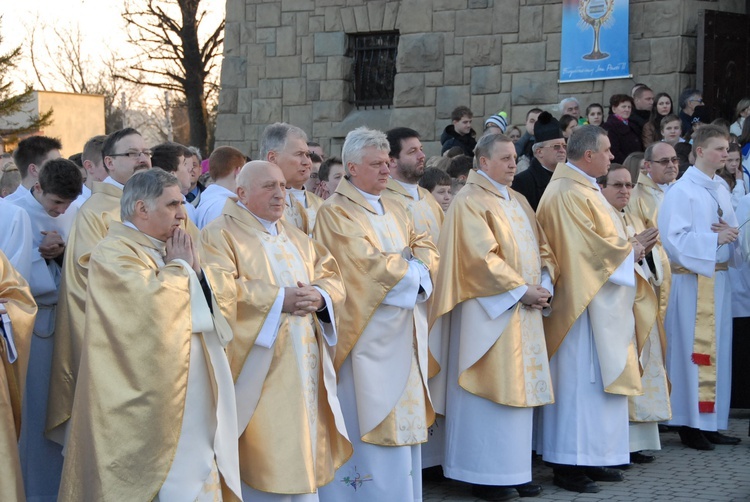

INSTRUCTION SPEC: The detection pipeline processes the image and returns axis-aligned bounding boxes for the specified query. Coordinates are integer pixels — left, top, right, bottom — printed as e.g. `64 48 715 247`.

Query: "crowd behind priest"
0 83 748 501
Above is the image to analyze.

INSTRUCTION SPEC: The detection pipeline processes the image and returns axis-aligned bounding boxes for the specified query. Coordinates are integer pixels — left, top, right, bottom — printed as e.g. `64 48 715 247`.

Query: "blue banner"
559 0 630 83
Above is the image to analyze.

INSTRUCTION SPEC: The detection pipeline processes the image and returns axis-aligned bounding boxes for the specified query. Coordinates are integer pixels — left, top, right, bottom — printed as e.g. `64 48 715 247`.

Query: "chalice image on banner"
579 0 615 60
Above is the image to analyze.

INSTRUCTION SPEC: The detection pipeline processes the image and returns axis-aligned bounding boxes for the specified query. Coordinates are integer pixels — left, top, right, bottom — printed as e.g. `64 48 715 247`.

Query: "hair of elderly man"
596 162 629 186
258 122 309 160
474 131 513 163
559 97 580 110
121 168 179 222
566 125 607 161
341 126 390 173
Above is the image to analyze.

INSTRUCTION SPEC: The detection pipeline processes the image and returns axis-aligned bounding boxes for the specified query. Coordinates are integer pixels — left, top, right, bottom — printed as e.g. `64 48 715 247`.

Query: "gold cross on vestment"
526 358 543 380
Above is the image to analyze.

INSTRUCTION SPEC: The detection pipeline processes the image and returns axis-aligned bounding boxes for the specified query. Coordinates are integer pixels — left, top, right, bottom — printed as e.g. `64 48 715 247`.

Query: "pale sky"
1 0 225 93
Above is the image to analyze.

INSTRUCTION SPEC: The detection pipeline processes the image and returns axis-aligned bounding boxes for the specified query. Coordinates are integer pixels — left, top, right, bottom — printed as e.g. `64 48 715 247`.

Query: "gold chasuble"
429 170 558 407
284 190 324 235
58 222 235 502
48 182 200 440
201 200 351 495
536 163 642 395
313 180 439 445
0 251 36 502
382 178 444 242
619 212 672 422
626 173 672 346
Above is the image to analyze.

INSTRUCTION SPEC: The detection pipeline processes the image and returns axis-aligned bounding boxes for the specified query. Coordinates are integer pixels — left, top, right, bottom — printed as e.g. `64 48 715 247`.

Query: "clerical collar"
476 169 510 199
237 201 279 235
103 176 124 190
392 178 420 200
288 187 307 206
122 220 167 255
351 183 384 215
566 162 601 190
647 173 672 192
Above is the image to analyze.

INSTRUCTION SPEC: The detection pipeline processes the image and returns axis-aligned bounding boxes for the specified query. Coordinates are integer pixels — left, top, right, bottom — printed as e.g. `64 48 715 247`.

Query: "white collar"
238 201 279 235
103 176 125 189
392 178 420 200
351 183 384 215
476 169 510 199
566 162 601 190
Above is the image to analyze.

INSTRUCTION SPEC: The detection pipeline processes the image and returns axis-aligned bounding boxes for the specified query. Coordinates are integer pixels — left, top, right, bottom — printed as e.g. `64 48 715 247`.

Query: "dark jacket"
511 157 553 212
602 114 643 164
441 125 477 157
679 110 693 139
629 109 650 140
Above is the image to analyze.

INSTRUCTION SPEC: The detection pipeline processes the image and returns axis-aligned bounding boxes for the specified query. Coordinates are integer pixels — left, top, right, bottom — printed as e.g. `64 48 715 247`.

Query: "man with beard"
512 112 567 211
384 128 444 243
383 127 446 477
47 128 152 445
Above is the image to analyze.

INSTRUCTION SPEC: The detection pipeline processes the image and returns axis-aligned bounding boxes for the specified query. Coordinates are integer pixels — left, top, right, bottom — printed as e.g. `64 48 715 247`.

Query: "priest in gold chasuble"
201 161 351 502
59 170 242 502
536 126 642 494
259 122 324 235
383 127 446 471
47 128 153 443
0 250 37 502
314 127 439 502
429 133 557 500
598 163 671 462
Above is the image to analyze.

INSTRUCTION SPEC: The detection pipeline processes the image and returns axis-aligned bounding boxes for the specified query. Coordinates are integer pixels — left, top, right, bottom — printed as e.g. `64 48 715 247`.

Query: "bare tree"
122 0 224 155
0 18 53 143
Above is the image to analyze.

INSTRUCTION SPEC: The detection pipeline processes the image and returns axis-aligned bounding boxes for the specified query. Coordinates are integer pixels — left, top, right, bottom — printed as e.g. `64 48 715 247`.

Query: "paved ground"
424 414 750 502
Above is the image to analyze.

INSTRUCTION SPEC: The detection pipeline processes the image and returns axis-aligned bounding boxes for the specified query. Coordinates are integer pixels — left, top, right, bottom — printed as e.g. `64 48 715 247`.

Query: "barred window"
350 32 399 109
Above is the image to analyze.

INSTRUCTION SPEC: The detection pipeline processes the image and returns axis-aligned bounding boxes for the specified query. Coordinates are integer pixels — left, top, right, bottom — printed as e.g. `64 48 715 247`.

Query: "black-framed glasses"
650 157 679 166
109 150 152 159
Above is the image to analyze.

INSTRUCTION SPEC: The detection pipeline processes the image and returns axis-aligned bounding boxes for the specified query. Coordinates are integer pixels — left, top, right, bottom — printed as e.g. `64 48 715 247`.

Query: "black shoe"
630 451 655 464
552 471 600 493
513 482 542 497
470 484 518 501
421 465 446 482
703 431 742 445
678 426 715 450
583 466 624 482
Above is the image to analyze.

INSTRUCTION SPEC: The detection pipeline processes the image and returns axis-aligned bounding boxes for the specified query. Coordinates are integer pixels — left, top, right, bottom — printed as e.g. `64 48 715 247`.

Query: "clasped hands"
165 227 203 279
520 285 552 310
39 230 65 260
283 281 324 317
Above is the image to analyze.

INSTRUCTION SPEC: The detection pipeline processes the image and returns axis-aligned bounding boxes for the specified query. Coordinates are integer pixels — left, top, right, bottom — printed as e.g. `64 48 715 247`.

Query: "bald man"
201 161 351 501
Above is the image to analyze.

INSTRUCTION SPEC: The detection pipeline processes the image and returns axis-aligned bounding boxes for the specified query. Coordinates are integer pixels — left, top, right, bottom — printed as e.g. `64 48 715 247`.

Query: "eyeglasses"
109 150 152 159
650 157 679 166
608 182 635 190
689 98 704 104
545 144 567 151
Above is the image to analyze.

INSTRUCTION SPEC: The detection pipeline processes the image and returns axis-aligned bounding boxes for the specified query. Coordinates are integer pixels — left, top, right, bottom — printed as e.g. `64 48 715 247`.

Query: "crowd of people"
0 82 749 502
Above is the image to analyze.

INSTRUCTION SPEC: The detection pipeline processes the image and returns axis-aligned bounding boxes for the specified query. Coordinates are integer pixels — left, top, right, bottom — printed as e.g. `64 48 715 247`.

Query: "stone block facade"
217 0 746 158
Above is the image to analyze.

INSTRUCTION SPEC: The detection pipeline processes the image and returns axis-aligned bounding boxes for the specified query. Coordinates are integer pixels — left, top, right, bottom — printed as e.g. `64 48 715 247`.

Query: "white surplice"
12 188 76 501
196 184 235 229
659 166 738 431
0 197 32 279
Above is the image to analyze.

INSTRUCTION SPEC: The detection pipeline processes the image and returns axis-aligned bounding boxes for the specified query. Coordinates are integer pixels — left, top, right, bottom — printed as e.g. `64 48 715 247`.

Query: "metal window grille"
351 32 399 109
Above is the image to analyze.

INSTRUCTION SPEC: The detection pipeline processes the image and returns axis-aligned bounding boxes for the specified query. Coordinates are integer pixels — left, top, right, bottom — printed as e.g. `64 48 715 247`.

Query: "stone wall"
217 0 746 158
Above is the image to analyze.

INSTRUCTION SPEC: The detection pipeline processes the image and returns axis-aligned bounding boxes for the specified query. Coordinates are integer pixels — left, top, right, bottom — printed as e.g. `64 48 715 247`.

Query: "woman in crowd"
560 114 578 139
642 92 673 146
585 103 604 126
716 142 746 209
730 97 750 137
603 94 643 164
